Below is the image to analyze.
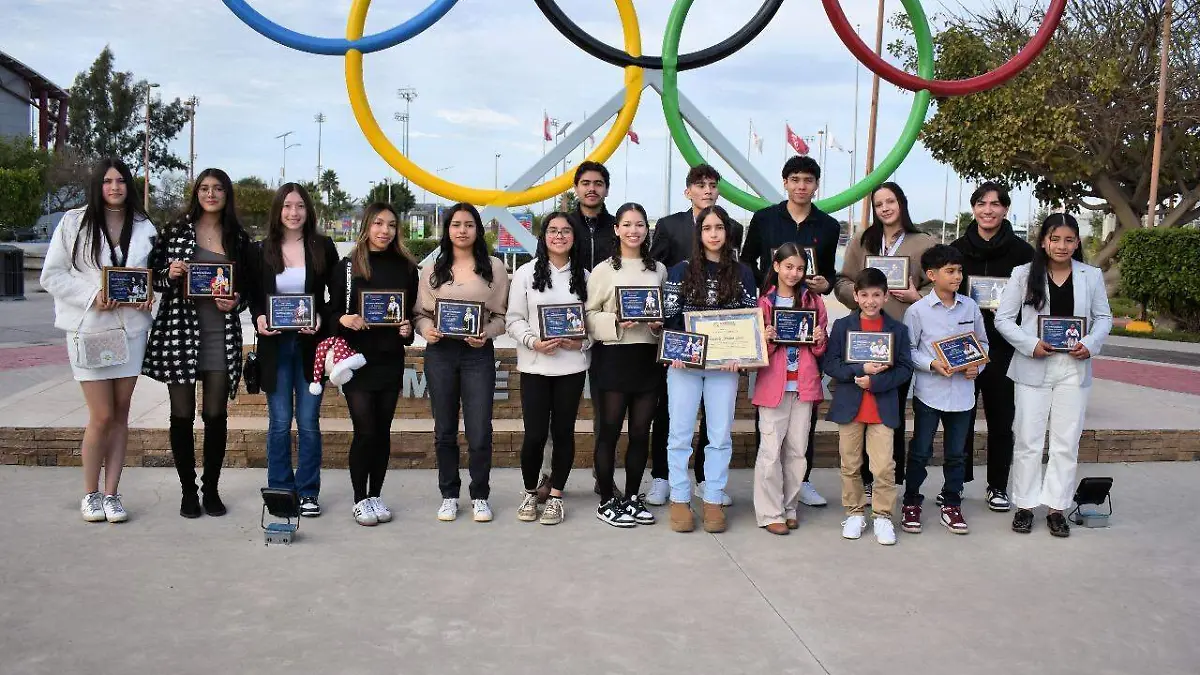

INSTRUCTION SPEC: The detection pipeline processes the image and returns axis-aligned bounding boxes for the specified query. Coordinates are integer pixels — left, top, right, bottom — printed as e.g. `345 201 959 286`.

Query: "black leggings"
168 371 230 493
520 371 586 492
345 386 401 503
594 388 656 503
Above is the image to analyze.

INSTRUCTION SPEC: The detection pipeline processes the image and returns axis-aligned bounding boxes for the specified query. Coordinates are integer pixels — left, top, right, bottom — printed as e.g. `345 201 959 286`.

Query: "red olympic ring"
821 0 1067 97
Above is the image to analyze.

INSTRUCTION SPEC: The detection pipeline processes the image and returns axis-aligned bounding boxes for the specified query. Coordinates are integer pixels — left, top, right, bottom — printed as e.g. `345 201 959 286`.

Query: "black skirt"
590 342 660 393
342 348 405 392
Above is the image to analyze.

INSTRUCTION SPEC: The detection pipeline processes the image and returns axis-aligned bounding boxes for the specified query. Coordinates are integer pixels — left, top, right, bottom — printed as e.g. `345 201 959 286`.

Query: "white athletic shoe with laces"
102 494 128 523
517 492 539 522
437 498 458 522
353 499 379 526
472 499 493 522
370 497 393 523
873 517 897 545
646 478 670 506
798 481 827 507
694 481 733 506
842 515 866 540
81 492 105 522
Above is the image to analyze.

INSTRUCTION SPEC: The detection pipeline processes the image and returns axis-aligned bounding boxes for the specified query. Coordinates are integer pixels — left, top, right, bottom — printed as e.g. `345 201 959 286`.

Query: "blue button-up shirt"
903 292 989 412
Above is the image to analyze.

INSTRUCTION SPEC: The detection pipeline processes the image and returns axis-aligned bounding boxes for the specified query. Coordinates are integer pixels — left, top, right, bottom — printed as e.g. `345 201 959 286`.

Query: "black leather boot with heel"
201 413 228 516
170 415 202 518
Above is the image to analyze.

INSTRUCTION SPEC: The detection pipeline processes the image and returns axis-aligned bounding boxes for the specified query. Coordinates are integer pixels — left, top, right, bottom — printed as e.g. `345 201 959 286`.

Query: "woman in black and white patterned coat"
143 168 254 519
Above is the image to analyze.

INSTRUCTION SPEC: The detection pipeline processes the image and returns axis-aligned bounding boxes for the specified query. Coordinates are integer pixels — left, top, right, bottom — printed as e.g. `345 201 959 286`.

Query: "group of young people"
43 154 1109 544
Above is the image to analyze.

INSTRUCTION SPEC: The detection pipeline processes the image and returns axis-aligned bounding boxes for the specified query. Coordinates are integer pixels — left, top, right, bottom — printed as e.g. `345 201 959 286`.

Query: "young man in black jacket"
950 182 1033 512
567 161 618 272
644 164 743 507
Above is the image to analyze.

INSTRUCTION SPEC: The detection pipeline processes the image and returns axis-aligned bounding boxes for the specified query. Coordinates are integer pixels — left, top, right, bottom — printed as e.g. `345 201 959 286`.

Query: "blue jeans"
425 339 495 500
666 368 738 504
266 334 324 498
904 397 971 507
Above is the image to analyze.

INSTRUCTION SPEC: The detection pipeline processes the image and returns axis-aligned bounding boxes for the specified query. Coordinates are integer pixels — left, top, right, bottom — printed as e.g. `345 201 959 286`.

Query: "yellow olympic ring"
345 0 644 207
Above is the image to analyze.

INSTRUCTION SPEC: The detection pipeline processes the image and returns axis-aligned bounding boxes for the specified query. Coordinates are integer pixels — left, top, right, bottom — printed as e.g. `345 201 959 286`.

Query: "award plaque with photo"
657 329 707 368
102 267 152 306
684 308 769 369
804 246 819 277
1038 316 1087 352
772 308 818 345
968 276 1008 311
538 302 586 340
268 294 316 331
846 330 895 365
864 255 911 290
932 332 990 373
360 290 406 326
186 262 234 298
435 299 486 338
615 286 664 322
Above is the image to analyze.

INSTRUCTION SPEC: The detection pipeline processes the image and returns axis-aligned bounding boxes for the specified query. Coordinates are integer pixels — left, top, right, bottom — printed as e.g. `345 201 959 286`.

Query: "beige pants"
838 422 896 518
754 393 813 527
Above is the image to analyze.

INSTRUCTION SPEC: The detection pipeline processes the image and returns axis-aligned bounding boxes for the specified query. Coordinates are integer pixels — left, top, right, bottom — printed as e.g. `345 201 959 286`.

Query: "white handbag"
68 291 129 369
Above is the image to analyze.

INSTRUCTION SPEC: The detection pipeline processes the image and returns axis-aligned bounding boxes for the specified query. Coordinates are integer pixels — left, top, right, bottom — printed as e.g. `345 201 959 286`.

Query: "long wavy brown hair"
683 205 738 307
351 202 415 280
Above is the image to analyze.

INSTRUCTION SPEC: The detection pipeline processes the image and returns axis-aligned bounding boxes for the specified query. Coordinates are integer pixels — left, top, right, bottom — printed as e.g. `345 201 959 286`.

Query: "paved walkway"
1 463 1196 675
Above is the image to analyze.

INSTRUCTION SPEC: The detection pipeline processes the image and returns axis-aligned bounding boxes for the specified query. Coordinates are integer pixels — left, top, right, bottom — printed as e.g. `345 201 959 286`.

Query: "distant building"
0 50 68 149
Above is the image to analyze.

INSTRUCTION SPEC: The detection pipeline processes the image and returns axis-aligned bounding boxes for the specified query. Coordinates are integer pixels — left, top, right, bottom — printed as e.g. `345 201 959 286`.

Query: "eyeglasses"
545 228 573 238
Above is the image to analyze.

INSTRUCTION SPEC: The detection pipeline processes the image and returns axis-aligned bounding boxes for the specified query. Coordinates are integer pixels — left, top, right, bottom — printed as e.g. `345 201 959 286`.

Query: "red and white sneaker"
940 505 969 534
901 504 922 534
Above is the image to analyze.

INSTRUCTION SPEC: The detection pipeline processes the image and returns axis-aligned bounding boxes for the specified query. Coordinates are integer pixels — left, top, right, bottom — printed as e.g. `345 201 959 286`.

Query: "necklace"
104 206 123 213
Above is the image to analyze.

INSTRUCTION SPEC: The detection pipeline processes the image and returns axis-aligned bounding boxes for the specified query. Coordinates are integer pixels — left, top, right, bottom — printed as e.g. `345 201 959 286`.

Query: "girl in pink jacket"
752 243 829 535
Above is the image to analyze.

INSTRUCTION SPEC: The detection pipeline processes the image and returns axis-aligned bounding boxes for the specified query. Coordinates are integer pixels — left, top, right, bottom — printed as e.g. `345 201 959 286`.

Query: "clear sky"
4 0 1043 227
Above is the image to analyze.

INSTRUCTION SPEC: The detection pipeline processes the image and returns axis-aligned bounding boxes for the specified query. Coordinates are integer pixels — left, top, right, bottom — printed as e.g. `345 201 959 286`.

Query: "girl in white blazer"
993 214 1111 537
40 159 158 524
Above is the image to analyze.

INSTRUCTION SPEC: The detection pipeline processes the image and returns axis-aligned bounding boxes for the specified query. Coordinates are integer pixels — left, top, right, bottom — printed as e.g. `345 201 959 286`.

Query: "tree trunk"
1090 174 1144 270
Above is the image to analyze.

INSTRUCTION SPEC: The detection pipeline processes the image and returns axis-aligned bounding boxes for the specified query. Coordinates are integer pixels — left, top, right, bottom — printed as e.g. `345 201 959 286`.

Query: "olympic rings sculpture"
223 0 1065 210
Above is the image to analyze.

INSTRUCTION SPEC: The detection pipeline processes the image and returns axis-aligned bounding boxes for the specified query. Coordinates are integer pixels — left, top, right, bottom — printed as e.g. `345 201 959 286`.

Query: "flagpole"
851 24 862 236
663 132 672 217
942 165 950 243
624 136 630 203
860 0 886 234
747 119 753 197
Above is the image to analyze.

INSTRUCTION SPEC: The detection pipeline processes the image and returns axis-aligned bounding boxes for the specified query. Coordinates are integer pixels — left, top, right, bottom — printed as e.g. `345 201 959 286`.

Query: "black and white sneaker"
623 494 656 525
299 496 322 517
596 498 636 528
934 490 963 508
986 488 1012 512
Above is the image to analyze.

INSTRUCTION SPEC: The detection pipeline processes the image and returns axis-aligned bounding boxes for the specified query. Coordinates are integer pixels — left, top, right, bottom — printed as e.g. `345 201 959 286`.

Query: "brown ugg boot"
702 501 727 533
669 502 695 532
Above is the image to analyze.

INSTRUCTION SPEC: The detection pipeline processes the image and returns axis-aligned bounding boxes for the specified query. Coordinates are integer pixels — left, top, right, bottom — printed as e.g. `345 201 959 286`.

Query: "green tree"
235 176 274 237
364 180 415 214
890 0 1200 280
66 46 190 176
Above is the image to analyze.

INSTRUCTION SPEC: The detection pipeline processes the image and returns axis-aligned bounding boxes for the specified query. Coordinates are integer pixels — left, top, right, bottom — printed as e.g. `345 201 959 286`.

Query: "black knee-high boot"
170 415 201 518
200 413 228 516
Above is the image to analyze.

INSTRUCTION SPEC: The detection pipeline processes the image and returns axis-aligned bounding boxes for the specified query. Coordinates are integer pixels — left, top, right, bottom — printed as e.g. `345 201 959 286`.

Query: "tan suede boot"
702 501 726 533
669 502 695 532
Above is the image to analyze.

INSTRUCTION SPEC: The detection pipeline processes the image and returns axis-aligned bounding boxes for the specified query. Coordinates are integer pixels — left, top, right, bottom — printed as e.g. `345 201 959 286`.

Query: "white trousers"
754 394 813 526
1011 355 1089 511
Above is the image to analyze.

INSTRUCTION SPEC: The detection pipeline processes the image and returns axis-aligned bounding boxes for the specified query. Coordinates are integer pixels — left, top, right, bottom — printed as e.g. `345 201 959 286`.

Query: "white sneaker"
353 498 379 526
646 478 670 506
694 481 733 506
81 492 105 522
102 494 128 523
370 497 392 523
873 517 897 545
472 499 493 522
516 492 539 522
842 515 866 540
437 498 458 522
798 481 827 507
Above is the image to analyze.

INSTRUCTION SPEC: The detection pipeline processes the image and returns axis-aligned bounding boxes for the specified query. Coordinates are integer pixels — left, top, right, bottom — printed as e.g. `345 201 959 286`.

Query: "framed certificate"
658 329 707 368
932 332 990 373
615 286 664 322
268 294 316 331
684 308 769 369
538 302 586 339
360 290 406 326
864 255 910 290
846 330 894 365
968 276 1008 311
102 267 152 306
186 262 234 298
1038 316 1087 352
772 308 818 345
435 299 486 338
804 246 819 277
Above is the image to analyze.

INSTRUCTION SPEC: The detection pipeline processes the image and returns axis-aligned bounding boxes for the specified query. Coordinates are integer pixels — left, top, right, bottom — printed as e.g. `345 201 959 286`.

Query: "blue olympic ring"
221 0 460 56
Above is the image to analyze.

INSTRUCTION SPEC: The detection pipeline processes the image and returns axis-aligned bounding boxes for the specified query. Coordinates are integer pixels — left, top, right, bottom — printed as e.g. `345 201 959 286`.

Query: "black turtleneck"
951 220 1034 348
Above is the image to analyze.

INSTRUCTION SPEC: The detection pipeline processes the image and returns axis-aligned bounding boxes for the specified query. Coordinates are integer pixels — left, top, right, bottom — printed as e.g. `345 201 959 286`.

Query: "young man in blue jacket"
823 268 914 545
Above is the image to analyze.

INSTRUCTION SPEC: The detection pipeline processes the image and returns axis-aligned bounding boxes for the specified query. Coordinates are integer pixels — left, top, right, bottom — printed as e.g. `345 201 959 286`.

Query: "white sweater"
585 257 668 344
40 207 157 335
506 259 591 376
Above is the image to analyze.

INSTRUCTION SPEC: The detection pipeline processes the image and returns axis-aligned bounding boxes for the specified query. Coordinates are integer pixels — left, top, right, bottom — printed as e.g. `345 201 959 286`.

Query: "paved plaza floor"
1 464 1197 675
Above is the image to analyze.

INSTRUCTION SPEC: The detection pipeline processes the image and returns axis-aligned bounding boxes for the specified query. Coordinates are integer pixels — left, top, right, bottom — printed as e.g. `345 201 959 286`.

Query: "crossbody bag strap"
345 259 353 315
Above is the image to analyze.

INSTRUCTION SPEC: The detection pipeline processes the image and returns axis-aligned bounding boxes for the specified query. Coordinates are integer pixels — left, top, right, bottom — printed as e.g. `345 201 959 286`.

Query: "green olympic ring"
660 0 935 213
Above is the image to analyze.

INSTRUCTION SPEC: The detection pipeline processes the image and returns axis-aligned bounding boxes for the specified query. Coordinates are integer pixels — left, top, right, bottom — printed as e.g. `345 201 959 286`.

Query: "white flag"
750 129 763 154
828 134 846 153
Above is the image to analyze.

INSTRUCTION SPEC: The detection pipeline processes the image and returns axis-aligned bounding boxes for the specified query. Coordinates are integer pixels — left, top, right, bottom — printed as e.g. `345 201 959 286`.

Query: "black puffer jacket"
566 205 618 272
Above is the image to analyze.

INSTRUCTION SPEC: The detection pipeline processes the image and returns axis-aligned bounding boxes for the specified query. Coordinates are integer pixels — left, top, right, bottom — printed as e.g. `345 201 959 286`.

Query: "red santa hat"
310 336 367 395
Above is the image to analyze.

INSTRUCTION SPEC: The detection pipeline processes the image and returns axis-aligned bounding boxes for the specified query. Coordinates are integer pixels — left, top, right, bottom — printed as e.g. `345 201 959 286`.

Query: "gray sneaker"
540 496 565 525
516 492 539 522
102 494 128 523
81 492 105 522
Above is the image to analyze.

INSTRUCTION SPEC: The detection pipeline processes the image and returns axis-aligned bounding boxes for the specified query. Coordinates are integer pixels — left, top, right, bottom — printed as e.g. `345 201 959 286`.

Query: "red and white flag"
749 121 763 154
543 112 552 142
626 129 640 144
786 124 809 156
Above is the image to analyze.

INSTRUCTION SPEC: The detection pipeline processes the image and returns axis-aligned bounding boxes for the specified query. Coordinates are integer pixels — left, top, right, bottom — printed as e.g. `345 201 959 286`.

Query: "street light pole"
397 87 418 187
143 82 159 211
184 95 198 185
494 154 501 189
314 113 326 185
275 131 294 182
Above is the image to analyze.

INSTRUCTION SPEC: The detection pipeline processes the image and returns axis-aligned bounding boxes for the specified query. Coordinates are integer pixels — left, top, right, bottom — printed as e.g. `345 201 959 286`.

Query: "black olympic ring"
534 0 784 71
